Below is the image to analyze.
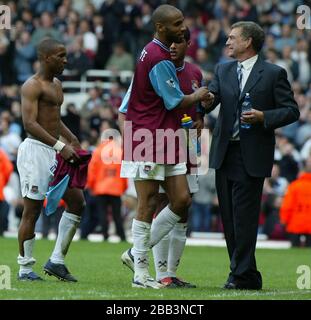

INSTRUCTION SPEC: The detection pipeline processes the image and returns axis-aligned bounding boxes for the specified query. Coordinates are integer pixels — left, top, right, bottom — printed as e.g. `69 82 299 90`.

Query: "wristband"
53 140 65 151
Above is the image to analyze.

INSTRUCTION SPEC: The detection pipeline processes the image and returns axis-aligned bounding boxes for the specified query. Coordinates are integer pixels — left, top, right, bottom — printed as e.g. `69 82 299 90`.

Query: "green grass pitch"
1 238 311 300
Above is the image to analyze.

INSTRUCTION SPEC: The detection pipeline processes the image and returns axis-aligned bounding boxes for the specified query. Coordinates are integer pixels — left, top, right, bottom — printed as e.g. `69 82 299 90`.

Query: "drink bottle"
181 114 201 156
241 93 252 129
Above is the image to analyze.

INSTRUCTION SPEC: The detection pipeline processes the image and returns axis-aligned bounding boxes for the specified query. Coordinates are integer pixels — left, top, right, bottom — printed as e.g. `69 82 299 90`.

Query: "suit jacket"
208 57 300 177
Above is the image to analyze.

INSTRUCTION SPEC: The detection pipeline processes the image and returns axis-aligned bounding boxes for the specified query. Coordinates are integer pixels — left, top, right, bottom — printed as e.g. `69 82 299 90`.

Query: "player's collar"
152 38 170 52
176 62 185 72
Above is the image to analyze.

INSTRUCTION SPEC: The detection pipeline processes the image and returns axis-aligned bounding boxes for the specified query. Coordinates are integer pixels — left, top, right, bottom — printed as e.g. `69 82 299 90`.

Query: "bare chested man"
17 38 85 282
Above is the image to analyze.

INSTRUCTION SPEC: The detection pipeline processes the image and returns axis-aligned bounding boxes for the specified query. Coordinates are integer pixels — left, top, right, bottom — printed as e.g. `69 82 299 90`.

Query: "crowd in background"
1 0 311 246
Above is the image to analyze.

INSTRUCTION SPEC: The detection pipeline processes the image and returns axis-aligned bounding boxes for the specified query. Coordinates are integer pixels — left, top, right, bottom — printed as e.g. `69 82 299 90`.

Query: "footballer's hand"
194 87 210 102
60 145 80 163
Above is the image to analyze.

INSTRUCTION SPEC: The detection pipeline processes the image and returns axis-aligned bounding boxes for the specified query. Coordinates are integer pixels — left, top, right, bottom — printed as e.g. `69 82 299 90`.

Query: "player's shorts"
17 138 57 200
159 174 199 194
120 161 187 181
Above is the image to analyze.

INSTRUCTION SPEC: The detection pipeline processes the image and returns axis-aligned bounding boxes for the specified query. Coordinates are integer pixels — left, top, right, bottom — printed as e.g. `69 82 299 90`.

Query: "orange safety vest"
0 149 13 201
280 173 311 234
87 140 127 196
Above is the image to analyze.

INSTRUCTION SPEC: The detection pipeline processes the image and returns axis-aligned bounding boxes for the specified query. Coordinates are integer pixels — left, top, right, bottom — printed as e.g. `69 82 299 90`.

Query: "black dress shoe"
223 274 234 288
224 281 262 290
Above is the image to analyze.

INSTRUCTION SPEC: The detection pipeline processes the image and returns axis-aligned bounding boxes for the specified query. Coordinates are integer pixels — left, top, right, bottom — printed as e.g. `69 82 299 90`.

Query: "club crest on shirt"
191 80 199 91
166 78 176 88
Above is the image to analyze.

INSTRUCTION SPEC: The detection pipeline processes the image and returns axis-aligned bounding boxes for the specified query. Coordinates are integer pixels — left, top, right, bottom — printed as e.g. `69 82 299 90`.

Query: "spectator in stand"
119 0 141 58
61 103 81 141
261 194 285 240
280 153 311 247
99 0 125 44
29 0 57 16
275 134 300 182
105 42 134 72
14 31 36 84
274 24 296 53
291 39 310 90
263 161 288 197
31 12 63 47
93 13 114 69
66 36 92 78
81 87 104 119
78 19 98 61
136 2 154 55
20 9 35 34
0 30 16 86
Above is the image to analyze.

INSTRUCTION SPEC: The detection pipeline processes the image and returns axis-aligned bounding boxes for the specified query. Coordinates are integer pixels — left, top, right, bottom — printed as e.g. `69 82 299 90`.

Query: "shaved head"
37 38 64 60
152 4 182 26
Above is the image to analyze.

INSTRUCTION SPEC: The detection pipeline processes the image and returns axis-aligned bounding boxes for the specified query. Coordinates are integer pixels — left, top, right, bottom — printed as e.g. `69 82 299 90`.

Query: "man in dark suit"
206 21 300 290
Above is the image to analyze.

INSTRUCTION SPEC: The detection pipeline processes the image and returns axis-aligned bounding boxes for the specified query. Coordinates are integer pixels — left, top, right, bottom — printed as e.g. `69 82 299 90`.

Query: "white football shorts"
17 138 57 200
120 160 187 181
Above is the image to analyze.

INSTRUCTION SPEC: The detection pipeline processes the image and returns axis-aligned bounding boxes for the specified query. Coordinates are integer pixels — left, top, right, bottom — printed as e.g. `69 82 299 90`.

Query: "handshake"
194 86 215 109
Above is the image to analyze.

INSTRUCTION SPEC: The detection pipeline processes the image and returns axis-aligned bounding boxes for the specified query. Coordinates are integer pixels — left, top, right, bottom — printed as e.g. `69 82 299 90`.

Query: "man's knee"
171 192 192 212
22 199 43 222
66 199 86 215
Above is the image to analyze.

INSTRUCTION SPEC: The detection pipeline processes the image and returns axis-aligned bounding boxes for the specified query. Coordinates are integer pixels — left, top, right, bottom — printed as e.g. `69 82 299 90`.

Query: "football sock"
149 205 180 248
167 223 188 278
132 219 151 281
152 233 169 281
50 211 81 264
18 236 36 275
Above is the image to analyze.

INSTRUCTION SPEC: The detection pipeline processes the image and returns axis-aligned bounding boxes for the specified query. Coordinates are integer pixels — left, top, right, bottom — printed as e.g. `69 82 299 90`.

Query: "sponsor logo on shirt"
166 78 176 88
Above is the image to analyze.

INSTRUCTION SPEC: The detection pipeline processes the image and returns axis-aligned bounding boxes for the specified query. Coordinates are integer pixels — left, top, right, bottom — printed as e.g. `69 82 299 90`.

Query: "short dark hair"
231 21 265 53
37 38 64 59
151 4 181 26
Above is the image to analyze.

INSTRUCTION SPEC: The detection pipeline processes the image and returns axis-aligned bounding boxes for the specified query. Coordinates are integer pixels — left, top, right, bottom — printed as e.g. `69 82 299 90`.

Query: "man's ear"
156 22 165 33
246 37 253 49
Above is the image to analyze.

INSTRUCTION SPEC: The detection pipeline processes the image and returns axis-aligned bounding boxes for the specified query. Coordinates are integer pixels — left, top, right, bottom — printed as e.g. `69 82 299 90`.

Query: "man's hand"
202 92 215 109
60 145 80 163
241 109 264 124
193 87 210 102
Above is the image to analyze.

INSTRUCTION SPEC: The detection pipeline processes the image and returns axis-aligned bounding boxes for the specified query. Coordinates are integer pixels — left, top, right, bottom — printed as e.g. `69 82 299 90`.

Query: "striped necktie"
231 63 243 139
237 62 243 94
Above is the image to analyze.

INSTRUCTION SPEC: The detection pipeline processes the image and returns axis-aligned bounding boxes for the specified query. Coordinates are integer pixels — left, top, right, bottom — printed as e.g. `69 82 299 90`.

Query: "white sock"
132 219 151 281
18 236 36 275
152 233 169 281
167 223 188 278
50 211 81 265
149 206 180 248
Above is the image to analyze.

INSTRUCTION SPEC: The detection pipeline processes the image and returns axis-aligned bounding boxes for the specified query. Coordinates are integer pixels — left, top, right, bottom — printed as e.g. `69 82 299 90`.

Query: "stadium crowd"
1 0 311 246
